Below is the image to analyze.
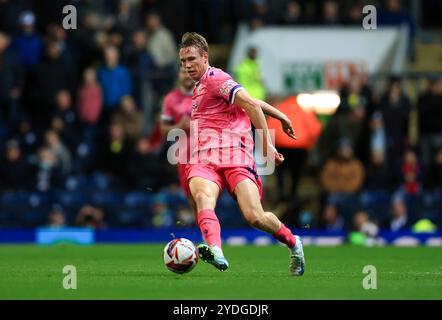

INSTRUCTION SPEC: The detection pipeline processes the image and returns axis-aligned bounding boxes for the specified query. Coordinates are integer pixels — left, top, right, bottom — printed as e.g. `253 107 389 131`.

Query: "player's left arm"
233 89 284 165
256 99 296 140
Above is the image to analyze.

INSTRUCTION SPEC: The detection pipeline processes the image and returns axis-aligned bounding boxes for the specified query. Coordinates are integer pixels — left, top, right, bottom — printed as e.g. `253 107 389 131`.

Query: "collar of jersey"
195 66 212 86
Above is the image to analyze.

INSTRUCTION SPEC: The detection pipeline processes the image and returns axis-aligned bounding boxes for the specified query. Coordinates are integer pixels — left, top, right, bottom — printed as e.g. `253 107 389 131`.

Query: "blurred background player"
179 32 304 276
160 67 194 212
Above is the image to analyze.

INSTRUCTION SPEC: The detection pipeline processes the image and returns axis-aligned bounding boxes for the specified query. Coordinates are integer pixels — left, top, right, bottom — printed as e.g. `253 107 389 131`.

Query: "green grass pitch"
0 244 441 299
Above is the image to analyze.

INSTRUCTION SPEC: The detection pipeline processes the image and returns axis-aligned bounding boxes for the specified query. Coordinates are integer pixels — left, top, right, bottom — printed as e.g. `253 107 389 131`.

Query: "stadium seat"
115 209 148 227
125 192 153 207
359 190 391 219
65 175 92 192
54 191 90 206
91 192 125 206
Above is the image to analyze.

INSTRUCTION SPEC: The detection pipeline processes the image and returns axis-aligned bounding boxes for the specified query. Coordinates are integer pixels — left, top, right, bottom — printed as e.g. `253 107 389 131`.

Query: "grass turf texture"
0 244 441 299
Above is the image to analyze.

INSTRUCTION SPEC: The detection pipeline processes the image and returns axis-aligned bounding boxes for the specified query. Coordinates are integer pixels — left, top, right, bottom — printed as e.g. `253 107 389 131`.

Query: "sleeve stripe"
229 85 243 105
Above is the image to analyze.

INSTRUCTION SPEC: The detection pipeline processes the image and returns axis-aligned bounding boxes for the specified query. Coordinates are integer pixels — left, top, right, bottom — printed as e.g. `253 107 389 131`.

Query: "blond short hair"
180 32 209 55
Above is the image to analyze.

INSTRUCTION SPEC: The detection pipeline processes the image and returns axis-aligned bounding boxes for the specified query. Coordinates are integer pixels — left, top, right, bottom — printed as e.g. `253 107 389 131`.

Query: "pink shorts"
185 162 263 200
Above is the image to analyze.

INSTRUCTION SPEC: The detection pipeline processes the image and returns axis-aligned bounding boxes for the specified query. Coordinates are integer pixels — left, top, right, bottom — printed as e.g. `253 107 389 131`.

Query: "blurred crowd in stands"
0 0 440 232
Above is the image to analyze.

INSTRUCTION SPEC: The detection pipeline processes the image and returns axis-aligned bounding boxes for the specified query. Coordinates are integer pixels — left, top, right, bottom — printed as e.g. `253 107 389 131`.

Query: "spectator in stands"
234 47 266 101
77 67 103 128
123 30 154 107
382 193 411 231
108 30 125 52
0 31 25 131
97 45 132 125
319 203 345 231
344 2 364 25
44 129 72 176
11 11 43 72
113 0 141 43
145 12 177 96
369 111 387 162
92 122 132 188
319 77 368 162
47 205 66 228
320 138 365 195
0 139 30 191
363 111 391 189
424 148 442 192
145 12 175 68
76 205 107 229
399 149 421 196
365 152 391 192
46 23 75 66
127 136 162 191
111 95 144 141
249 0 272 30
152 194 174 228
15 118 39 156
51 90 79 152
418 77 442 167
320 0 341 25
352 210 379 245
31 146 64 192
279 1 307 25
379 76 411 167
74 12 102 71
32 40 76 129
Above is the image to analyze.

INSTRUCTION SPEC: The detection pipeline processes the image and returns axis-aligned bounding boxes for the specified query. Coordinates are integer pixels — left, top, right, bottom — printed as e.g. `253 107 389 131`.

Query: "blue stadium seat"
115 209 149 227
26 192 50 208
65 175 93 192
54 191 90 206
359 190 391 219
91 192 124 206
20 209 48 227
1 191 28 205
124 192 153 207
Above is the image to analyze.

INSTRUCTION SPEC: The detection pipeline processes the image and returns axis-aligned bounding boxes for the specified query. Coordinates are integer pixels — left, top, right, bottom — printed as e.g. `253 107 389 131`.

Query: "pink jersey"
190 66 254 166
162 89 193 164
161 89 193 126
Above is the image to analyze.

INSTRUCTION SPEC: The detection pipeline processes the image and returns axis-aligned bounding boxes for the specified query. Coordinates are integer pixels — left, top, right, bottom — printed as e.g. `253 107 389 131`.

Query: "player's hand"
275 151 284 166
281 116 296 140
268 144 284 166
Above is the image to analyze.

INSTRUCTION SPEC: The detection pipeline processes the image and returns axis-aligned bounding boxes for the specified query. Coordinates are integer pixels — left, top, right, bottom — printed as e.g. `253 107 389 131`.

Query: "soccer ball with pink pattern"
163 238 198 274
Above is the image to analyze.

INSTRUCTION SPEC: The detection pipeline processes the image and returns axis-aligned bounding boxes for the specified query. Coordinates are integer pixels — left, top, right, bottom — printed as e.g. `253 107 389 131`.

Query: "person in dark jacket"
0 31 25 131
31 40 76 129
418 78 442 167
0 139 30 191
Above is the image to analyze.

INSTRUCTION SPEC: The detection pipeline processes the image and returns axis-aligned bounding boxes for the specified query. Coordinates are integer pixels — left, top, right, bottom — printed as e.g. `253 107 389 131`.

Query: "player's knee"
193 190 215 207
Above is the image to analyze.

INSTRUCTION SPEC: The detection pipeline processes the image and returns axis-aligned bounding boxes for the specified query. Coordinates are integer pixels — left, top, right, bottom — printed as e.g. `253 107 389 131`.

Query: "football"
163 238 198 274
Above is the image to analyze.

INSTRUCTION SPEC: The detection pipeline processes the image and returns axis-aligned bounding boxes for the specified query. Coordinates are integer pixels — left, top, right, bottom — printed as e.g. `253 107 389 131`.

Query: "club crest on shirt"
219 79 237 97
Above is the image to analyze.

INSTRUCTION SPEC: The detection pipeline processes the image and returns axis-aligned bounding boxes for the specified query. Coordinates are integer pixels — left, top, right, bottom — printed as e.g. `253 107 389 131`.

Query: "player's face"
179 46 208 81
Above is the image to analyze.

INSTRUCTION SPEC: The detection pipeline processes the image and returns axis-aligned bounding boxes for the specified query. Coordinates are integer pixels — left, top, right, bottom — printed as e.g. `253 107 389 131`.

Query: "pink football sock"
197 209 222 248
273 223 296 249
